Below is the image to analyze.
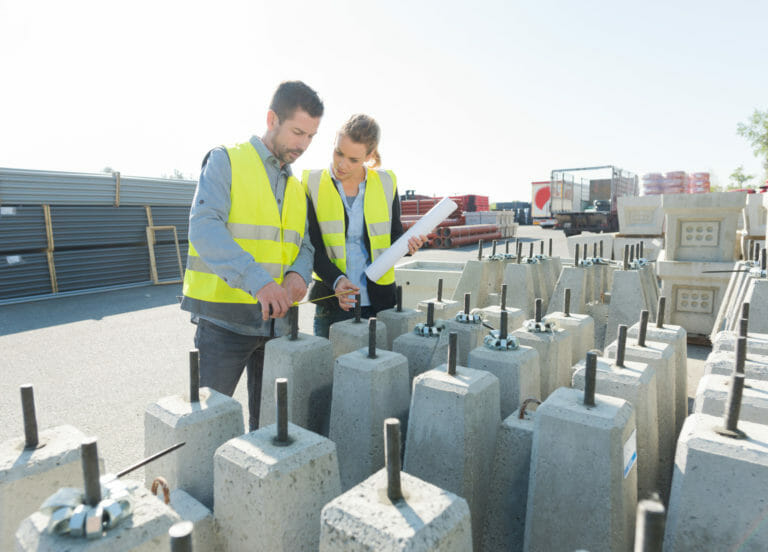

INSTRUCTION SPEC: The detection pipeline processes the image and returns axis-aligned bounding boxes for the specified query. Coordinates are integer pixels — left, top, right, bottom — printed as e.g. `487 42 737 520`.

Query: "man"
181 81 323 431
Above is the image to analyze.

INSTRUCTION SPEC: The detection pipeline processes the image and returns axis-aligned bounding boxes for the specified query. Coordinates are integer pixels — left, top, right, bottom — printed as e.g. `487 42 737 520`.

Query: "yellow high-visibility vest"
303 168 396 285
183 141 306 304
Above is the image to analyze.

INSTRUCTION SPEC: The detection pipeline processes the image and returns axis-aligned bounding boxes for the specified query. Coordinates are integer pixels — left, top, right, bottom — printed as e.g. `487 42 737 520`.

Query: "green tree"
729 165 755 189
737 109 768 171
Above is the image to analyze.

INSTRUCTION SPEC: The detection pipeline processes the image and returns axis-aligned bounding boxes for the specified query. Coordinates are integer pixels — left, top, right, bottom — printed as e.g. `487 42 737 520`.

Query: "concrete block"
503 262 537 318
693 374 768 424
15 482 181 551
704 350 768 381
586 301 610 351
664 413 768 550
741 278 768 334
605 339 676 500
605 270 653 347
662 191 746 262
743 192 767 237
404 366 500 551
144 387 243 509
548 266 589 316
627 321 687 435
482 404 537 552
319 469 472 552
618 195 664 235
376 307 423 350
395 260 463 310
711 330 768 356
415 298 460 318
473 305 526 334
259 332 334 436
451 259 504 309
330 318 388 358
572 356 659 500
545 311 596 364
468 343 541 418
614 237 664 262
739 232 765 260
531 261 552 312
393 330 449 385
512 325 572 400
169 489 218 552
524 387 637 552
566 233 614 259
711 260 753 336
437 317 486 367
214 423 342 552
329 348 411 490
656 257 736 336
1 425 100 552
537 257 559 298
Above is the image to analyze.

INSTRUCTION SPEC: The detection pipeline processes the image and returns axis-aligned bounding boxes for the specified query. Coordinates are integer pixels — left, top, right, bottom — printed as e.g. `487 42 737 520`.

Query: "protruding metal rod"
189 350 200 403
464 292 471 315
492 240 497 257
755 242 761 264
742 302 750 322
634 496 666 552
437 278 443 303
169 521 194 552
736 336 747 375
639 241 645 259
447 332 458 375
529 242 534 258
20 385 39 449
517 242 522 264
354 294 362 323
593 242 597 258
289 306 299 341
623 245 630 270
630 245 635 263
617 325 627 368
81 438 102 507
535 298 542 323
599 240 604 258
478 239 484 260
583 243 588 260
549 238 553 257
427 302 435 327
505 240 510 254
611 244 615 261
276 378 288 443
115 441 185 479
656 297 666 328
500 310 508 340
540 240 544 255
385 418 403 502
762 248 767 272
368 318 378 359
739 317 749 338
584 352 597 407
748 240 754 261
500 284 507 311
575 244 580 266
638 310 649 347
724 372 745 433
396 286 403 312
564 288 571 317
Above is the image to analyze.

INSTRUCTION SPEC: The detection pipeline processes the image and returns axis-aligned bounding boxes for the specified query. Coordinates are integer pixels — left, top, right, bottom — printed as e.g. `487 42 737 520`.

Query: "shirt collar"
329 164 367 186
250 135 292 176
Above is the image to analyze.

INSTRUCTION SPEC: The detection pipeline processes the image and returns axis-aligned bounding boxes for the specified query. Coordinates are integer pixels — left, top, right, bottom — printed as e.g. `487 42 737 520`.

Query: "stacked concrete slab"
657 192 746 337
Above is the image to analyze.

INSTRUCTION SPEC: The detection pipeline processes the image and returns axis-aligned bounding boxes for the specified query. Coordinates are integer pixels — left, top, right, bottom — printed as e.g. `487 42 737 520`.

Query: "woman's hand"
335 276 360 311
407 234 429 255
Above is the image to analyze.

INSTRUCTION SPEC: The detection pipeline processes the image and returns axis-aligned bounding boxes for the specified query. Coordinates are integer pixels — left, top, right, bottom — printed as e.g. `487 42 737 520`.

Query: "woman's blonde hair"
338 114 381 168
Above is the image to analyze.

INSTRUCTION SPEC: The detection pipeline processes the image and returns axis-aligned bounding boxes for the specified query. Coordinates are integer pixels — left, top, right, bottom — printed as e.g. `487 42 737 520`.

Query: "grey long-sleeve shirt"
183 135 314 336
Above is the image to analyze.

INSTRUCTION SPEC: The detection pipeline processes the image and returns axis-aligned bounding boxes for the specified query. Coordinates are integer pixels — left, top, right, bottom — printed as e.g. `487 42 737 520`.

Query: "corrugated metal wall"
151 206 190 243
0 206 48 253
52 206 149 249
0 253 52 299
55 246 152 292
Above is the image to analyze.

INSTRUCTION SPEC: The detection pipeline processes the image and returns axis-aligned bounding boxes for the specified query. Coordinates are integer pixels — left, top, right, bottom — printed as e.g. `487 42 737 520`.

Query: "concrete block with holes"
524 387 637 552
375 306 423 350
329 318 388 358
259 332 334 436
329 348 410 491
214 423 341 552
144 387 243 509
482 403 538 552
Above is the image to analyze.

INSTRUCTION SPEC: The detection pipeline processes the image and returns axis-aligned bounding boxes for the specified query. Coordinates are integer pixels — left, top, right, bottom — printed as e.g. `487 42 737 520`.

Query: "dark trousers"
313 303 374 338
194 318 270 432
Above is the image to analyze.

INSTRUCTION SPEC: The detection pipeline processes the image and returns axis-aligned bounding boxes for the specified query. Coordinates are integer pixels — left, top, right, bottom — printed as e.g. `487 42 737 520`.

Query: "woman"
304 114 426 337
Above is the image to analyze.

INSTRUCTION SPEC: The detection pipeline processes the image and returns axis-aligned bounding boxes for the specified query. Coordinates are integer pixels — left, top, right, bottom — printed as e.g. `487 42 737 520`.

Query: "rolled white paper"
365 197 458 282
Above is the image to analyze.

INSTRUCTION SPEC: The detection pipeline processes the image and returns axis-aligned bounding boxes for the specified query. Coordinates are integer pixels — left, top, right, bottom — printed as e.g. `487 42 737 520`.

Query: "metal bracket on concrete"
455 312 483 324
483 331 519 350
413 323 441 337
523 319 556 333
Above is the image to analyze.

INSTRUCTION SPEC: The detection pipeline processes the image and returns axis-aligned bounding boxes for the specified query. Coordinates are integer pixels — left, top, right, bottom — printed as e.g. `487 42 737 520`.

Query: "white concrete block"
329 318 388 358
743 192 767 237
711 330 768 356
605 270 653 347
144 387 243 509
704 350 768 381
693 374 768 424
545 311 596 364
169 489 218 552
376 307 423 349
393 330 449 385
548 266 589 316
437 318 486 367
503 262 537 318
618 195 663 236
512 326 572 400
395 260 464 310
473 305 526 334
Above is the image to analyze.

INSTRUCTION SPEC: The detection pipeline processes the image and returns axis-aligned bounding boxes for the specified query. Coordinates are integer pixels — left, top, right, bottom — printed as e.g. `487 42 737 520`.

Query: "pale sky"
1 0 766 202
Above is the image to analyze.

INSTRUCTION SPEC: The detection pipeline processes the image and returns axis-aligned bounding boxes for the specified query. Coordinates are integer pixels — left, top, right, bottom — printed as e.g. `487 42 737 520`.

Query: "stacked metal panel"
51 206 149 249
0 253 51 300
0 206 48 253
55 246 152 292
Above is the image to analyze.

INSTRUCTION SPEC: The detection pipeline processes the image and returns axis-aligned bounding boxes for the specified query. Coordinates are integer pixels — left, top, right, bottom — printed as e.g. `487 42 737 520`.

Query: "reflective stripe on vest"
303 168 397 285
182 141 306 304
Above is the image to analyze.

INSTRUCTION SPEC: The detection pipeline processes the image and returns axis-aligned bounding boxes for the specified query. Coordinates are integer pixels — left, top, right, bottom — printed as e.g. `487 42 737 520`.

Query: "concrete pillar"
0 386 102 552
605 269 653 348
376 306 422 350
605 315 676 501
548 266 589 316
329 309 388 358
627 296 688 435
694 373 768 423
468 311 541 418
438 293 487 367
144 351 244 509
451 256 505 309
320 419 472 551
329 319 411 490
214 380 342 552
169 489 217 552
392 304 449 385
524 357 637 552
482 400 538 552
416 277 460 317
503 262 538 318
665 410 768 548
404 333 500 551
545 287 596 364
473 283 526 333
572 327 660 500
259 310 334 436
741 278 768 333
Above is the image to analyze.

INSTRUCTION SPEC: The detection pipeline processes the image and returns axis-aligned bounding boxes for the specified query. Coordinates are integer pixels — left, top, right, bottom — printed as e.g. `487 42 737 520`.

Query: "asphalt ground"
0 225 708 482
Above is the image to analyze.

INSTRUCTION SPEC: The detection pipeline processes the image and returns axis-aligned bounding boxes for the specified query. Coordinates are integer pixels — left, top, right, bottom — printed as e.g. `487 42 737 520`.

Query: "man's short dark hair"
270 81 324 122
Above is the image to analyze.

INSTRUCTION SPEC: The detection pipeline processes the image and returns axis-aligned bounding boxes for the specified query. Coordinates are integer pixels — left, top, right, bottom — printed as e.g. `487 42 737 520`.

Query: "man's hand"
282 271 308 303
335 276 360 311
255 281 292 320
407 234 429 255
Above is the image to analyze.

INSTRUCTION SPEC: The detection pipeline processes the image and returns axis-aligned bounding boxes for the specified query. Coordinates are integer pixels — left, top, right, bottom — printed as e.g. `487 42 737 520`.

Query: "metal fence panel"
119 176 196 206
51 206 148 249
0 206 48 254
0 168 115 205
151 206 191 243
54 246 151 292
154 242 189 281
0 253 51 300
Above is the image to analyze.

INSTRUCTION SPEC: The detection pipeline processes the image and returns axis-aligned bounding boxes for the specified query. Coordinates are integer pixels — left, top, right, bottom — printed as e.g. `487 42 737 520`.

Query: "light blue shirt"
332 168 371 307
